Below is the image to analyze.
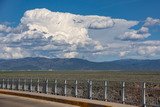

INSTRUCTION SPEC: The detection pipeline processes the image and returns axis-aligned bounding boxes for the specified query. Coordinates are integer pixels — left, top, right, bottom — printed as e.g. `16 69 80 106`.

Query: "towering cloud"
0 8 159 61
20 8 116 46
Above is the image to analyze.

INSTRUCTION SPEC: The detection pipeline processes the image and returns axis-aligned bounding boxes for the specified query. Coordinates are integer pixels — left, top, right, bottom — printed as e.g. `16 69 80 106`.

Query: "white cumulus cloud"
0 8 114 59
0 24 12 33
137 46 158 56
0 8 159 61
0 46 30 59
63 52 78 58
118 27 150 41
144 17 160 27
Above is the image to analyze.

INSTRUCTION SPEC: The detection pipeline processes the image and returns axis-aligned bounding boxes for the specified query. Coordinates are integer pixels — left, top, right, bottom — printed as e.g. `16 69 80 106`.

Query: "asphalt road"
0 94 79 107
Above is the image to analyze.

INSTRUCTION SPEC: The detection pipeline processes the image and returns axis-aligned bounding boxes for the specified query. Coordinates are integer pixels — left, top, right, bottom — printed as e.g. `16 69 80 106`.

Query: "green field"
0 71 160 82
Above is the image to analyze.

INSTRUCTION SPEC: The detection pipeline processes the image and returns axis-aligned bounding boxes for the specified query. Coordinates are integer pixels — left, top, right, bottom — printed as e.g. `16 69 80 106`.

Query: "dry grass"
0 71 160 82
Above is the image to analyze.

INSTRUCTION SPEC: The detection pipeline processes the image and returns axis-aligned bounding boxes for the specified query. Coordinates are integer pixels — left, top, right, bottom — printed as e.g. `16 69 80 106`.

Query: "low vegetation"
0 71 160 82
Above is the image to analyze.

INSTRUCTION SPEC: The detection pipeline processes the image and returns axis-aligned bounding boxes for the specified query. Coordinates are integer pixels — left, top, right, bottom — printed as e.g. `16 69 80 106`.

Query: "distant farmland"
0 71 160 82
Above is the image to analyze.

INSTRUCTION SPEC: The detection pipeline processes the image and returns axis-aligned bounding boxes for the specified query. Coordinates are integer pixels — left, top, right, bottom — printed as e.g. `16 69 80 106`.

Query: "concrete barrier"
0 89 137 107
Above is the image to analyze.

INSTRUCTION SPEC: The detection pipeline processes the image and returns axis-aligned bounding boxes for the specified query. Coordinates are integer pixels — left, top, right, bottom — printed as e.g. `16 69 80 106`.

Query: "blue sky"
0 0 160 61
0 0 160 24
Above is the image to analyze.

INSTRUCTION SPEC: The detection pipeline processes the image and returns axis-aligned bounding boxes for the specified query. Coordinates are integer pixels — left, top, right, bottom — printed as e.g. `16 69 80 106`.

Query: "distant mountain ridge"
0 57 160 71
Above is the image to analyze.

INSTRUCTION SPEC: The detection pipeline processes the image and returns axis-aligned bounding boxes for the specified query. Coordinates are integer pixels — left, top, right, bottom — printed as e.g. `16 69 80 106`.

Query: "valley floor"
0 71 160 82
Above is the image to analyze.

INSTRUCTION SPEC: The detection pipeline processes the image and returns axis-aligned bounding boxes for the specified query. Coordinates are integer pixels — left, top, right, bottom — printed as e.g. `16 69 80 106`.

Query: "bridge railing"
0 78 160 107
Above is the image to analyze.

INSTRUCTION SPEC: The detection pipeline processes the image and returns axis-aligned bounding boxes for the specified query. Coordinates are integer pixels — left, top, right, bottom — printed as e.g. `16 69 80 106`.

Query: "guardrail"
0 78 159 107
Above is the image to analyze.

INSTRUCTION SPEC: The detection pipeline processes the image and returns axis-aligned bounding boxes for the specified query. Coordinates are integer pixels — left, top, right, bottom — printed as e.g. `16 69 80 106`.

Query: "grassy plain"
0 71 160 82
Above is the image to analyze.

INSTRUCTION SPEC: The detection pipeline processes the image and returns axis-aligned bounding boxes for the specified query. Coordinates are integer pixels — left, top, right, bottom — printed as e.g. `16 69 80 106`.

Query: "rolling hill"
0 57 160 71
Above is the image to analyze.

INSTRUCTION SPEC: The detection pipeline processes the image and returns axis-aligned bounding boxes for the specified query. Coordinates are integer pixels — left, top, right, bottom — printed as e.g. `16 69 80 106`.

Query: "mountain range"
0 57 160 71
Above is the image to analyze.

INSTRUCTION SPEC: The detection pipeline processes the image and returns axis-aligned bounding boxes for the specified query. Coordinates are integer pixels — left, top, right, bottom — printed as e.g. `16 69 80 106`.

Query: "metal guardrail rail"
0 78 159 107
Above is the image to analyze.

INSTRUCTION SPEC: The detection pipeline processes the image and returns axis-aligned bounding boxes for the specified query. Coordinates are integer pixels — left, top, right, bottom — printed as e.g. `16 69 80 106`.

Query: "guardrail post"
75 80 78 97
142 82 146 107
45 79 48 94
30 79 33 92
15 79 18 90
104 81 108 101
0 78 2 89
18 78 20 91
15 79 19 90
6 79 9 89
122 81 125 104
88 80 92 99
10 79 12 90
11 79 14 90
2 78 5 89
64 80 67 96
23 79 26 91
5 79 7 89
37 78 40 93
54 79 57 95
4 79 6 89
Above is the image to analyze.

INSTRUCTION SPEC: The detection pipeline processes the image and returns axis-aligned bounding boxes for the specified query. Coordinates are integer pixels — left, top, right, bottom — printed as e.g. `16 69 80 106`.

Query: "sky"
0 0 160 61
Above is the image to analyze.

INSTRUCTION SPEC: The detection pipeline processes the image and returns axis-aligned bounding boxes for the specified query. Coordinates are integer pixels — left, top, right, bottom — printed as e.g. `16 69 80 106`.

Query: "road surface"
0 94 79 107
